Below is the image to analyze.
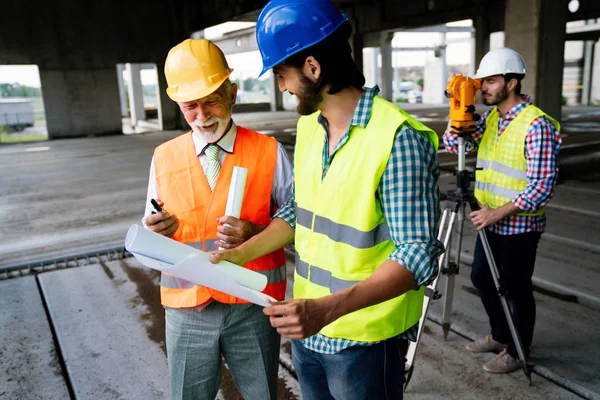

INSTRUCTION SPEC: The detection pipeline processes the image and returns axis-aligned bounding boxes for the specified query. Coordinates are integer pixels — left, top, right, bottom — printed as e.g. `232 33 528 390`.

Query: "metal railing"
0 246 133 280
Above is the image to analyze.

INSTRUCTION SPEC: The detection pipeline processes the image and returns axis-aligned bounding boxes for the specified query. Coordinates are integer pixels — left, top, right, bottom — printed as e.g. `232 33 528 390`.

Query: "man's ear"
303 56 321 82
506 78 518 93
230 83 238 106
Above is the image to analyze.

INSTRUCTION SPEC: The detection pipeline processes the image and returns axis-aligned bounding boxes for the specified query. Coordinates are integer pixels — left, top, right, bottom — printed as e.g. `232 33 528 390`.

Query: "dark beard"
296 73 323 115
483 85 509 106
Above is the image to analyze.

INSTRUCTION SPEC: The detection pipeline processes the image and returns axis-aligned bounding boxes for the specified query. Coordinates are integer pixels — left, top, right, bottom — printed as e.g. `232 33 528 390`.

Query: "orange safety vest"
153 126 287 308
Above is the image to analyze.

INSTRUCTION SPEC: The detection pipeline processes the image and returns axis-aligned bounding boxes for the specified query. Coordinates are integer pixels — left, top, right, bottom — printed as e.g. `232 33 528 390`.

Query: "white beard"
190 115 230 143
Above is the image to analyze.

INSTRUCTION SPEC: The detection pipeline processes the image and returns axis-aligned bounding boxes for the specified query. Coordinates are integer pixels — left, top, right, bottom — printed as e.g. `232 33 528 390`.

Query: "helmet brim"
166 69 233 102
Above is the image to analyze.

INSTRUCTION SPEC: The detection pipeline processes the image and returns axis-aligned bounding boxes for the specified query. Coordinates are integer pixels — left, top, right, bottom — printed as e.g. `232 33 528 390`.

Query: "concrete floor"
1 105 600 399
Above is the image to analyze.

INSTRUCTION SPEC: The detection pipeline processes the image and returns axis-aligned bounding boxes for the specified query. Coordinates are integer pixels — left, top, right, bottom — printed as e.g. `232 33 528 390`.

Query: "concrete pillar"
473 16 491 105
116 64 128 118
380 32 394 101
349 19 364 76
440 33 448 104
504 0 568 120
581 40 595 106
270 72 284 112
592 40 600 105
39 68 122 139
156 63 178 130
125 63 145 127
394 67 401 100
473 16 491 74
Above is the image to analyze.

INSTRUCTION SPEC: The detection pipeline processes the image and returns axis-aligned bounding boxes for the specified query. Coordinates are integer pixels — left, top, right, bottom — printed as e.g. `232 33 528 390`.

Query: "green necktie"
204 145 220 191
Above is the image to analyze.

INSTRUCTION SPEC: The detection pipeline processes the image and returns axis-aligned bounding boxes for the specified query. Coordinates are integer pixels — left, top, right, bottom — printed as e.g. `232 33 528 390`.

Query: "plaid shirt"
443 95 562 235
275 86 443 354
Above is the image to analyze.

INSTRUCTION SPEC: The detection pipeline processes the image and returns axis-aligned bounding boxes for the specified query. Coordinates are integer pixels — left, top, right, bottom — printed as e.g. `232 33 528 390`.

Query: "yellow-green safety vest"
294 95 439 342
474 104 560 216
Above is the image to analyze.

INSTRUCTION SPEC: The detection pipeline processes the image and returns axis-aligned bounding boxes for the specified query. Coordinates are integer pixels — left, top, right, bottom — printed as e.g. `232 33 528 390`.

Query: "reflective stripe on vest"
475 181 521 199
154 127 287 307
295 254 360 293
293 96 435 342
296 206 391 249
476 159 528 180
474 105 560 217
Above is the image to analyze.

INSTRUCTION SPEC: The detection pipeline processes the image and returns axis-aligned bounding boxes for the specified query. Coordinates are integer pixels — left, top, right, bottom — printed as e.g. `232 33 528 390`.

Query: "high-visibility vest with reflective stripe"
154 127 287 308
474 105 560 216
294 96 439 342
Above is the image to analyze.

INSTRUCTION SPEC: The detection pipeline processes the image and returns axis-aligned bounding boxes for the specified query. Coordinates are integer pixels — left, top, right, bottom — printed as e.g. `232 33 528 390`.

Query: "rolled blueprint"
220 166 248 250
224 166 248 219
125 224 267 292
135 252 276 307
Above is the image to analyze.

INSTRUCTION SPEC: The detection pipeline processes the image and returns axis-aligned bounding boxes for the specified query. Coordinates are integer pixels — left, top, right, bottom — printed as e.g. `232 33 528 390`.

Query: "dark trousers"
471 230 541 358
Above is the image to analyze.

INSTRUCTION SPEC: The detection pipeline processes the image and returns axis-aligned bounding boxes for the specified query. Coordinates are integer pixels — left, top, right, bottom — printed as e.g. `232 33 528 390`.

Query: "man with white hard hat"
443 47 562 374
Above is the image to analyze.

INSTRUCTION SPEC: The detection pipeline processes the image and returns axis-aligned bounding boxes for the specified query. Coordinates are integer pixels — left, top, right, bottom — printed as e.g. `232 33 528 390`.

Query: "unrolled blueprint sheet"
124 225 276 307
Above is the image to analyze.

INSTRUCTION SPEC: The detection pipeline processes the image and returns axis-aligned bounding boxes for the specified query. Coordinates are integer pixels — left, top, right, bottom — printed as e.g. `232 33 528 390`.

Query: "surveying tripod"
404 133 532 390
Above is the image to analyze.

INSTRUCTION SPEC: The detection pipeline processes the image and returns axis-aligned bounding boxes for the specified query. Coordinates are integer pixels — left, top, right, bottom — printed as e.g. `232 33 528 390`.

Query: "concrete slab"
38 259 169 399
428 266 600 398
0 276 70 400
408 320 582 400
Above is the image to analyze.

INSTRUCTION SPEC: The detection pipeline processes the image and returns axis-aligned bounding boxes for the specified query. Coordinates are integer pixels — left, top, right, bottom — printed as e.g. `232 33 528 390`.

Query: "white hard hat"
474 47 526 79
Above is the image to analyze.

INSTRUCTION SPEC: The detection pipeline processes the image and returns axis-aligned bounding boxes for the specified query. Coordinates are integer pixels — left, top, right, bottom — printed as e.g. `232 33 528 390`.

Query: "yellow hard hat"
164 39 234 102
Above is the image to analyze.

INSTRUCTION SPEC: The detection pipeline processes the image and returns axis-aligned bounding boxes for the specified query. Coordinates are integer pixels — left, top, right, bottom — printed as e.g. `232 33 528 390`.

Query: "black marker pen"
150 198 163 214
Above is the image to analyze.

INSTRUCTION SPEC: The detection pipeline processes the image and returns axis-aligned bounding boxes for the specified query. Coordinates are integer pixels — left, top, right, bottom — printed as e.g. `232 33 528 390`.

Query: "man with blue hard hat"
211 0 444 398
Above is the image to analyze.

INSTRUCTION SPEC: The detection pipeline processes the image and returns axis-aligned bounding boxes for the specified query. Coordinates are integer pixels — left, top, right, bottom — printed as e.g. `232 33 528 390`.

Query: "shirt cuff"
512 193 536 212
387 242 443 288
274 207 297 229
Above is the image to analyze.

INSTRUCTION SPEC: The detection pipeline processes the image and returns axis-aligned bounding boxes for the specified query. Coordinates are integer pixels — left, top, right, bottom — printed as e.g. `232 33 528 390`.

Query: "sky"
0 65 41 87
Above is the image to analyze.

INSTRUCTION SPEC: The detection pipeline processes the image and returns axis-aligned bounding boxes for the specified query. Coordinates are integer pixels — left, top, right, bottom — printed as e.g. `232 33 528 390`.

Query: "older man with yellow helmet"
143 38 292 400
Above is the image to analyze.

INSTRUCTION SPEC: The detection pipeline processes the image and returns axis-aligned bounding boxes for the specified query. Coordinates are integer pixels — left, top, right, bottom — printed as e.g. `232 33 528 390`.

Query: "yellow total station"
445 74 481 135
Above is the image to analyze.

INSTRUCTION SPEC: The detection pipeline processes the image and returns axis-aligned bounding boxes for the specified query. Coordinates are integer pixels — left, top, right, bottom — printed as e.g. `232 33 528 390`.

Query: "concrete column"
394 67 400 100
380 32 394 101
504 0 568 120
116 65 128 118
270 72 283 111
440 33 448 104
39 68 122 139
473 16 491 74
156 63 178 130
473 16 491 104
125 63 145 127
581 40 595 106
349 19 364 76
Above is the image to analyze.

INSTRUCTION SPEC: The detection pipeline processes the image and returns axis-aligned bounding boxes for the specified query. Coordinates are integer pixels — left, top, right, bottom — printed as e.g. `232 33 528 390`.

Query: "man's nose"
195 103 211 122
277 77 286 93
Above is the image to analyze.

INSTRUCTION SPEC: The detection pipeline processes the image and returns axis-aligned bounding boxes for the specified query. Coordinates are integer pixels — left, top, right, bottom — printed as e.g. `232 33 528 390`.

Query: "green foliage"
0 83 41 98
0 126 47 144
142 84 157 97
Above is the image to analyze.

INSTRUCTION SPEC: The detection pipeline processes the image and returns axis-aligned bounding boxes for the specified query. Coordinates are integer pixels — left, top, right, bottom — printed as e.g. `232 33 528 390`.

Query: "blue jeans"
165 302 280 400
292 337 408 400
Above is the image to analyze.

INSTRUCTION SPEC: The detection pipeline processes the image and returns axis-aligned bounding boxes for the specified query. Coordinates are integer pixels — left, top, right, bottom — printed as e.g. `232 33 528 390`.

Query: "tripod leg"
404 207 456 391
442 233 454 338
478 228 532 385
442 202 465 339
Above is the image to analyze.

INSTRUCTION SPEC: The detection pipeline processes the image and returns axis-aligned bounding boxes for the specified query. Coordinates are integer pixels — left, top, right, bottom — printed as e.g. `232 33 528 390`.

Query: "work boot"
465 335 508 353
483 350 521 374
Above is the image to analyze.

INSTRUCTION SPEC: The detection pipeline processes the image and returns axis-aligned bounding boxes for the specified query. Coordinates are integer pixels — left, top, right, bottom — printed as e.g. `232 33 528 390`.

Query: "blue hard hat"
255 0 348 77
